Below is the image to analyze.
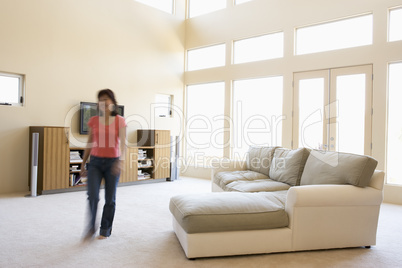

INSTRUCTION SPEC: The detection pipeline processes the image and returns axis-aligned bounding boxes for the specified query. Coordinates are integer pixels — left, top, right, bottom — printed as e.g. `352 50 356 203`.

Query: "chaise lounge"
169 147 384 259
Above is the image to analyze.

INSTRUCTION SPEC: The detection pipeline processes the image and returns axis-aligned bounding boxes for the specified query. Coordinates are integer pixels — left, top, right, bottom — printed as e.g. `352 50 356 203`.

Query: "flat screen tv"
79 102 125 134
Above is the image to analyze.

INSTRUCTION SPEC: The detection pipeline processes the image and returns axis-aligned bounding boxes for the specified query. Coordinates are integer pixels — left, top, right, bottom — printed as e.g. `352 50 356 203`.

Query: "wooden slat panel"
43 127 69 190
154 130 170 179
60 128 69 189
43 128 51 190
120 147 138 183
128 147 138 182
119 147 128 183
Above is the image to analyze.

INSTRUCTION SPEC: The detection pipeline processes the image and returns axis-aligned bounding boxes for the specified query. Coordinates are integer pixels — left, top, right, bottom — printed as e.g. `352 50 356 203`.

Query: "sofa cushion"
300 150 378 187
246 146 279 176
269 148 310 186
213 170 270 191
225 179 291 192
169 191 288 233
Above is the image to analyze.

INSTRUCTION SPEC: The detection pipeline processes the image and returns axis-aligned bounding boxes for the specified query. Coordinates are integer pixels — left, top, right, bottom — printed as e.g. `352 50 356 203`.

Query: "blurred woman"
80 89 126 240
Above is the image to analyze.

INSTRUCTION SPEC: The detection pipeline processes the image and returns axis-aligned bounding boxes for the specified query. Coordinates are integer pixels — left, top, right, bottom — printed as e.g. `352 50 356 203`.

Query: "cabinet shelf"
29 126 170 195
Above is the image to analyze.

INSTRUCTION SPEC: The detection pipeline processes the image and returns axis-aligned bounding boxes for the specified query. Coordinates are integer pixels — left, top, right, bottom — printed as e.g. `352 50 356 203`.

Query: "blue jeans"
86 156 120 237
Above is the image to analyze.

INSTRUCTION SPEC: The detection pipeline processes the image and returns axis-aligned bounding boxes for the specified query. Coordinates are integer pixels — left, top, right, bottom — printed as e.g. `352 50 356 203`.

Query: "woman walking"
80 89 126 240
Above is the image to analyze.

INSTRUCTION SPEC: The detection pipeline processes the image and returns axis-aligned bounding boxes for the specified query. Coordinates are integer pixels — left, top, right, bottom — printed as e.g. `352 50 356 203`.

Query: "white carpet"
1 177 401 268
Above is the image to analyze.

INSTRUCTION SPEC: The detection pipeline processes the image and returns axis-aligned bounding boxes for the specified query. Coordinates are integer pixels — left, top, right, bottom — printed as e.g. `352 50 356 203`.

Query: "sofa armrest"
210 159 248 179
368 170 385 190
286 184 383 210
285 181 384 250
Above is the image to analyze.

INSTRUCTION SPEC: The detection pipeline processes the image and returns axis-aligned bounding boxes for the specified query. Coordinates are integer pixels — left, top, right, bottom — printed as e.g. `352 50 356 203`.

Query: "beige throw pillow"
269 148 310 186
246 146 279 176
300 150 378 187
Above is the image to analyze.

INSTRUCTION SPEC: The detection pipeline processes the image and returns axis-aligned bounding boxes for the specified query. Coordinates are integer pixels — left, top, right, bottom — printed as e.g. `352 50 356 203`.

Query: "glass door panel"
330 65 372 155
293 70 329 149
293 65 372 155
298 78 325 149
335 74 366 154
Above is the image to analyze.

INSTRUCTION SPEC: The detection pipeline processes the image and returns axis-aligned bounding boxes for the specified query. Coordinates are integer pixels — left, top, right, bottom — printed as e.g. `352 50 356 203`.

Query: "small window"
0 72 24 106
235 0 253 5
187 44 226 71
389 7 402 42
155 94 173 117
135 0 175 14
233 32 284 64
296 14 373 55
188 0 226 18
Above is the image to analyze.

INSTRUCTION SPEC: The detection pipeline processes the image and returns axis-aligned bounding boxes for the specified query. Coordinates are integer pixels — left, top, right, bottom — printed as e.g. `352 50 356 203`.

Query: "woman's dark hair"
98 89 118 116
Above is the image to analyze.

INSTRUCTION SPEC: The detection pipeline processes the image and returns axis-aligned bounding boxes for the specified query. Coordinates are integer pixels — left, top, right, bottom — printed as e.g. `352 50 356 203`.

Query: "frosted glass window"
0 73 24 106
189 0 226 18
235 0 253 5
296 14 373 55
135 0 174 14
298 78 325 150
336 74 366 155
234 32 283 64
232 77 283 159
187 44 226 71
186 82 225 158
389 7 402 42
387 62 402 185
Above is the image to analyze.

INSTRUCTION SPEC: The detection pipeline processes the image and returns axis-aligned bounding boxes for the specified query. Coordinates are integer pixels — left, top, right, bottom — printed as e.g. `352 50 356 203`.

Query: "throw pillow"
246 146 279 176
300 150 378 187
269 147 310 186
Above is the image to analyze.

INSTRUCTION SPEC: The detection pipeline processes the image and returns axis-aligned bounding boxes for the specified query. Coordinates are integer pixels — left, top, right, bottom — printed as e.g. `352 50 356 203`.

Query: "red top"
88 115 126 158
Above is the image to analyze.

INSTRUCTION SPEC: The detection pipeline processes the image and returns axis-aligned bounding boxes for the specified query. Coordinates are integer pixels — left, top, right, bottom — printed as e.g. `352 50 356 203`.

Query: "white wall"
183 0 402 204
0 0 186 194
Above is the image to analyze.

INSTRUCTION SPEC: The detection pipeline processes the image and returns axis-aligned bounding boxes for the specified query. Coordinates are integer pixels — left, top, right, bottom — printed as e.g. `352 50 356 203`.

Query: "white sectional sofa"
169 147 384 259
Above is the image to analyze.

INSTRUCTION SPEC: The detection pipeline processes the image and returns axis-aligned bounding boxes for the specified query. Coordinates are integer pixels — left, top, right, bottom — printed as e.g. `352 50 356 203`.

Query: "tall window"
135 0 175 14
0 72 24 106
186 82 225 160
296 14 373 55
233 32 284 64
387 62 402 185
232 76 283 159
389 7 402 42
188 0 226 18
187 44 226 71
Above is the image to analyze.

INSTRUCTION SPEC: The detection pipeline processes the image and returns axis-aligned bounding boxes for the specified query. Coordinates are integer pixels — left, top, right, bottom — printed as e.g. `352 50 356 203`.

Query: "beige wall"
183 0 402 203
0 0 186 194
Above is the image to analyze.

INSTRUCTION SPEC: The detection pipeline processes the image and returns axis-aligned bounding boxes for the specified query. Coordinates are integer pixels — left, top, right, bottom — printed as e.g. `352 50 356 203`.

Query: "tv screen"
79 102 124 134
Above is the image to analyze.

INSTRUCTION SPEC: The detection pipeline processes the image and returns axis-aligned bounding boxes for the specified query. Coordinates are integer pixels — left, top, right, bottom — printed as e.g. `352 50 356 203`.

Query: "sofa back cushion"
269 148 310 186
247 146 278 176
300 150 378 187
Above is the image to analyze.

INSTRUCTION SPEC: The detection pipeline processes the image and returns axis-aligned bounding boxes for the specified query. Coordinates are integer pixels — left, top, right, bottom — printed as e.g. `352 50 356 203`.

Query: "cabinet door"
120 147 138 182
154 130 170 179
137 129 155 146
43 127 69 190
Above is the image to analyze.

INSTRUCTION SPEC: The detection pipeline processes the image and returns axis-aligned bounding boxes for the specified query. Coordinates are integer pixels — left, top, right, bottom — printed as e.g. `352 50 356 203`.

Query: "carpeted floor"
0 177 401 268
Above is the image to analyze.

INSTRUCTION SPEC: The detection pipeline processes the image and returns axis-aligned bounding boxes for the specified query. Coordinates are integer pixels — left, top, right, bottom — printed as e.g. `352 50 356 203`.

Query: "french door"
293 65 373 155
